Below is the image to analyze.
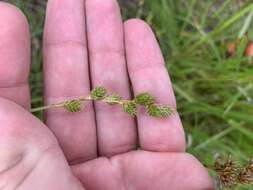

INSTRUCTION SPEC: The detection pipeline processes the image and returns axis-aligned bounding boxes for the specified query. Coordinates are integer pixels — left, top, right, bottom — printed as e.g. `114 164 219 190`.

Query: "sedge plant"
30 86 253 189
31 87 172 118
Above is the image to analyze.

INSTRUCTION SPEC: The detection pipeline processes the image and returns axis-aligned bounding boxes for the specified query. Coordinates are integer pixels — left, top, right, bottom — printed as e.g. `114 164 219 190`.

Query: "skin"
0 0 214 189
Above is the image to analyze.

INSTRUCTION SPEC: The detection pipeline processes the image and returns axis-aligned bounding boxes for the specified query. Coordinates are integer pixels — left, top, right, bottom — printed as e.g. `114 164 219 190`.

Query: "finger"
43 0 97 163
85 0 137 157
124 19 186 152
0 2 30 109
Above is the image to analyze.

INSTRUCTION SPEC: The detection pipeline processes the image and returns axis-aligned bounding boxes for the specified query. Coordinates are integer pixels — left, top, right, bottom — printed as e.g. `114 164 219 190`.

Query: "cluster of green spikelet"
65 87 172 117
32 87 172 118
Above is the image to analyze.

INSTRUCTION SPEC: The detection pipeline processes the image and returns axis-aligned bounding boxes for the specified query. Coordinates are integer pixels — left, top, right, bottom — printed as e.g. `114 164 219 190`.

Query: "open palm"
0 0 214 190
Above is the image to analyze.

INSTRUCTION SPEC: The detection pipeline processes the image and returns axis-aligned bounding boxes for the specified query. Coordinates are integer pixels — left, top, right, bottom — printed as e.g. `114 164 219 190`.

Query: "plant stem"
30 95 124 113
30 104 62 113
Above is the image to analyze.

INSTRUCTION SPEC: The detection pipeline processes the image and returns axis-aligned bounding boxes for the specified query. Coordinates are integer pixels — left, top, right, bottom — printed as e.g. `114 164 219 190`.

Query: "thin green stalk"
194 127 234 151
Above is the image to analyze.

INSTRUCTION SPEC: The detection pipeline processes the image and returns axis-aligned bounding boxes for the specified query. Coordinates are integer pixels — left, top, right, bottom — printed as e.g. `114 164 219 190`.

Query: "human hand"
0 0 214 189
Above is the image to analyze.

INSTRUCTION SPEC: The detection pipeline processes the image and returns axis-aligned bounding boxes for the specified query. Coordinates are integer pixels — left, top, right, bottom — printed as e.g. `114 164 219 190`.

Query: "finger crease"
0 82 28 89
44 40 87 49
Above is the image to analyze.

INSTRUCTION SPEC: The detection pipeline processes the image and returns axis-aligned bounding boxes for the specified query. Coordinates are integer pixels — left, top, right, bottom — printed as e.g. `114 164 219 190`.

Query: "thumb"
0 97 84 190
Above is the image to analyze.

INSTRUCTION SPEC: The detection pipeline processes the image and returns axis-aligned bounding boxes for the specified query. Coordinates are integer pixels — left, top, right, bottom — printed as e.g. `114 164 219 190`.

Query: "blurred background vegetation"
3 0 253 189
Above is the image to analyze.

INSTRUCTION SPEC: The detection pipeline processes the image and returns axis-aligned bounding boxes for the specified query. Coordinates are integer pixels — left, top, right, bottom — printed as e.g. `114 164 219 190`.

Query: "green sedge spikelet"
123 101 137 116
91 87 107 100
63 100 83 113
146 104 172 117
134 93 155 106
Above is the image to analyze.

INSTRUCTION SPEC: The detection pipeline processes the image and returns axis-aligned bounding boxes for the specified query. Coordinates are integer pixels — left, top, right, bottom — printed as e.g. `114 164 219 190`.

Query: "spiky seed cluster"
123 101 137 116
135 93 155 106
134 92 172 117
146 104 172 118
215 157 239 187
214 156 253 188
63 100 83 112
238 158 253 184
91 87 107 100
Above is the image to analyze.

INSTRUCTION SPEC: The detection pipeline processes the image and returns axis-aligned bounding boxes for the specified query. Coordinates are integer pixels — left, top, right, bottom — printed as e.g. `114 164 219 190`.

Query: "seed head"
123 101 137 116
146 104 172 117
214 157 239 188
238 158 253 184
64 100 83 112
134 93 155 106
91 87 107 100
